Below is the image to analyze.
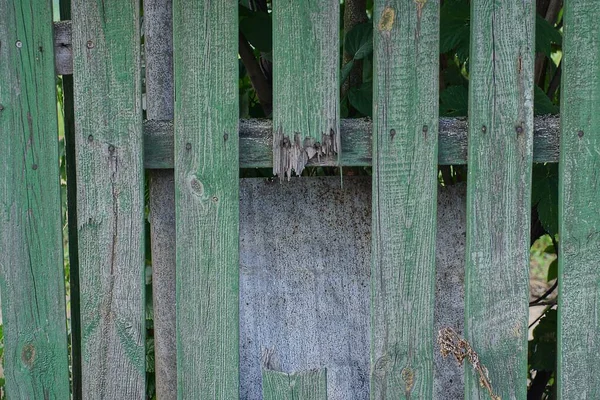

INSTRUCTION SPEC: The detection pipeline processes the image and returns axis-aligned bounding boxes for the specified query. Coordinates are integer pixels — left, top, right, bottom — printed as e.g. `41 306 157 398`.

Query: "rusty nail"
108 144 115 153
185 142 192 150
15 40 22 48
87 134 94 142
390 129 396 139
86 40 94 49
32 164 38 170
481 125 487 133
578 130 584 138
223 133 228 142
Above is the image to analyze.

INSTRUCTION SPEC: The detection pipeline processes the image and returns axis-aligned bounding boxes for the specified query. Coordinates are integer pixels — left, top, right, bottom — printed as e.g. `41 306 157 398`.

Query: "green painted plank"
142 117 560 169
558 1 600 397
262 369 327 400
464 1 534 399
0 1 70 397
272 0 339 178
173 1 239 398
71 0 145 397
370 1 439 398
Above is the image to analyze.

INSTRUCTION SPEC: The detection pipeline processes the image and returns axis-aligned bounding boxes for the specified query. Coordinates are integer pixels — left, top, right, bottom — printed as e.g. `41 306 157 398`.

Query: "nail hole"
390 129 396 139
108 144 115 154
87 135 94 142
223 133 228 142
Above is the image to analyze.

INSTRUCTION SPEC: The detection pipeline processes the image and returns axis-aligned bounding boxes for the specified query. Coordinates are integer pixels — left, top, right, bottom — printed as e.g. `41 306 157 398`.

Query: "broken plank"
558 0 600 397
272 0 340 178
173 1 239 397
0 0 71 397
370 1 440 398
464 1 534 398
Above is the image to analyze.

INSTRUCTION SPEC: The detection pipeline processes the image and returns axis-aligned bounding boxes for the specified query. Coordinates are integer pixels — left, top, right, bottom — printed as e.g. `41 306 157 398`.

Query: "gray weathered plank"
142 116 560 169
173 1 239 397
464 1 534 398
54 20 72 75
272 0 339 178
71 0 146 397
0 1 71 397
370 1 440 398
558 1 600 397
262 369 327 400
144 0 177 398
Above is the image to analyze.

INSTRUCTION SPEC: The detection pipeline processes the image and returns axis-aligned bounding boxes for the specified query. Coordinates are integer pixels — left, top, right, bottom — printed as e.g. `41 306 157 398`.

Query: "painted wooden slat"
0 1 70 397
144 0 177 398
262 369 327 400
370 1 439 398
464 1 534 399
173 1 239 398
272 0 339 179
71 0 145 397
558 1 600 397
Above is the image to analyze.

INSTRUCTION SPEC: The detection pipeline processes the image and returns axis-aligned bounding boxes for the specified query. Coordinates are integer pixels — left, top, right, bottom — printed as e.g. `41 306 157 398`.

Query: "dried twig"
438 327 501 400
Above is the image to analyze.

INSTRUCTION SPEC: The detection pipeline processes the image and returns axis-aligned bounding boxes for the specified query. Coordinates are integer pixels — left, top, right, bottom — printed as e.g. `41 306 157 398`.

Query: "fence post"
0 0 70 397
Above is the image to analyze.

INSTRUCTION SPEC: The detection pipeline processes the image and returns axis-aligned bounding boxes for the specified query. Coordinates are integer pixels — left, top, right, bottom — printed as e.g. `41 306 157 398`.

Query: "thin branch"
239 32 273 116
529 280 558 306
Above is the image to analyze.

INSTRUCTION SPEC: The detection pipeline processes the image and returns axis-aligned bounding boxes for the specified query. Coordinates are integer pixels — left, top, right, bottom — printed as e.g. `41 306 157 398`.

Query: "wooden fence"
0 0 598 399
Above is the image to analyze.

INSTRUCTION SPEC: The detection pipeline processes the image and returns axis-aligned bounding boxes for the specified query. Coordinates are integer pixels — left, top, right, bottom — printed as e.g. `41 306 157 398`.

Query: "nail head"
15 41 22 48
87 135 94 142
481 125 487 133
577 130 584 138
185 142 192 150
86 40 94 49
32 164 38 170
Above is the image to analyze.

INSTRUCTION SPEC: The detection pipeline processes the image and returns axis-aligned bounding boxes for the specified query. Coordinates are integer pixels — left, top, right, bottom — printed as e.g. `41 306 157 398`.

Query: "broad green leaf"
440 0 470 59
531 164 559 236
344 23 373 60
440 85 468 116
529 309 557 371
547 259 558 282
535 14 562 57
348 82 372 117
340 59 354 86
534 85 559 115
240 11 272 52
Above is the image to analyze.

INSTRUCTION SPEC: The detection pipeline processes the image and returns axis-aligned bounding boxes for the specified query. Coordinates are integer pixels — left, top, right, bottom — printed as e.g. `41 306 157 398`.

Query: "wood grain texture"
262 369 327 400
0 1 71 397
558 1 600 397
142 116 560 169
370 1 439 398
173 1 239 398
144 0 177 398
465 0 534 398
272 0 339 178
71 0 146 397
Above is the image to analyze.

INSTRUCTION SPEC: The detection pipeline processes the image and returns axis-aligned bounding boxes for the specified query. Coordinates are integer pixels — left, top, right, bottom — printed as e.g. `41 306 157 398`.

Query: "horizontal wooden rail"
54 22 560 169
143 117 559 169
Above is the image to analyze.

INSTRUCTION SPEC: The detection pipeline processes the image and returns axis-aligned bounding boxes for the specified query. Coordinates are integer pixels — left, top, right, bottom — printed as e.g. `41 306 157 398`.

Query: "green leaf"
535 15 562 57
529 309 557 372
344 23 373 60
534 85 559 115
547 259 558 282
440 0 470 59
440 85 468 117
340 59 354 86
532 164 559 236
239 11 272 52
348 82 372 117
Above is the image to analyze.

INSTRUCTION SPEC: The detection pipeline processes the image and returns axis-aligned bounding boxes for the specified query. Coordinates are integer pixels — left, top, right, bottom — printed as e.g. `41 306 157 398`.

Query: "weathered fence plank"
465 1 534 398
0 1 70 397
71 0 146 397
263 369 327 400
173 1 239 397
144 0 177 398
558 1 600 397
272 0 339 178
370 1 439 398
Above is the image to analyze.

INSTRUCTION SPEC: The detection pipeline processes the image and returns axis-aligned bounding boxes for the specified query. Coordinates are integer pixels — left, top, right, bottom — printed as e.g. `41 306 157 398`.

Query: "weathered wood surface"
173 1 239 397
262 369 327 400
144 0 177 398
370 1 440 398
558 1 600 397
54 20 72 75
142 116 560 169
0 1 71 397
465 1 534 398
272 0 339 178
239 177 467 399
71 0 146 397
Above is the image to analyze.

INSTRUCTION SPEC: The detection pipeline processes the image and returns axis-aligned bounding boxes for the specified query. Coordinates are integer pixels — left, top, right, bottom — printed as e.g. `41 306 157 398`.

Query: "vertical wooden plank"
465 0 534 399
173 1 239 398
272 0 339 179
370 1 439 398
558 1 600 397
144 0 177 398
262 369 327 400
0 0 71 397
71 0 145 397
